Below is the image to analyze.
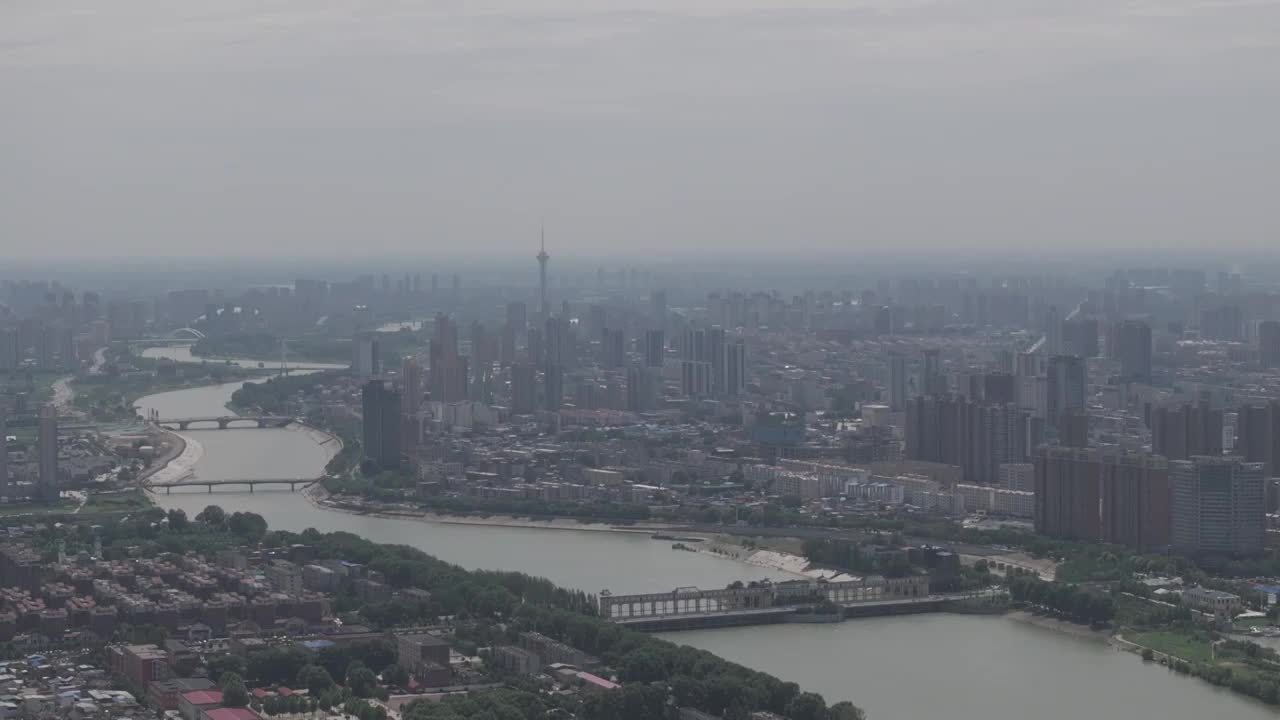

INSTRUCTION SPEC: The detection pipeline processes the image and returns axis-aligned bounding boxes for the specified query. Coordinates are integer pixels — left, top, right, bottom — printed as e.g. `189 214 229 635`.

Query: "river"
133 362 1276 719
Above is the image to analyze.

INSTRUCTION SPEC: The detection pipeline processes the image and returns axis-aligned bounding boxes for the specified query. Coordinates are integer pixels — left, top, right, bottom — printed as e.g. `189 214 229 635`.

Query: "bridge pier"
207 485 212 493
178 422 190 430
217 419 230 429
165 487 171 495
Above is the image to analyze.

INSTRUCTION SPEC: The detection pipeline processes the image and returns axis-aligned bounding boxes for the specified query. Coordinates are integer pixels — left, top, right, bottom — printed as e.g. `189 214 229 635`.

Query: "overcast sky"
2 0 1278 262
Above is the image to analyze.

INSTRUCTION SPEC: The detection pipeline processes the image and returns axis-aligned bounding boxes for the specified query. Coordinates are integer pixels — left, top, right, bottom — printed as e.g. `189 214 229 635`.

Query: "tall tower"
537 227 551 320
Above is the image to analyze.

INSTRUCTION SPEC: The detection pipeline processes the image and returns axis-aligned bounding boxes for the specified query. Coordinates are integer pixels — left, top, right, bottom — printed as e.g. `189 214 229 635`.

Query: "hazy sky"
3 0 1278 261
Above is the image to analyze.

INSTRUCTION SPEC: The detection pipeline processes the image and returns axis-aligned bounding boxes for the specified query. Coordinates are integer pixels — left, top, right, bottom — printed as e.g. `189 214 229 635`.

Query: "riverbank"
139 428 203 485
1005 609 1111 643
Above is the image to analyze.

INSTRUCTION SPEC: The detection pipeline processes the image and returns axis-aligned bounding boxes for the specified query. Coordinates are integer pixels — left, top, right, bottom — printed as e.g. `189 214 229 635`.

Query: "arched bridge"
169 327 207 340
147 478 320 494
155 416 295 430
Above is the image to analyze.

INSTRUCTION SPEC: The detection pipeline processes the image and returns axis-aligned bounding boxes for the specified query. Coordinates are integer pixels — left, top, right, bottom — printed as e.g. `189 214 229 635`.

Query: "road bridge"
154 416 294 430
147 478 319 493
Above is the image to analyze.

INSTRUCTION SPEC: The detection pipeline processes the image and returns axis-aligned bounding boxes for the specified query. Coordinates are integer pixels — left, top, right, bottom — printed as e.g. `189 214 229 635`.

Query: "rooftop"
204 708 262 720
181 689 224 705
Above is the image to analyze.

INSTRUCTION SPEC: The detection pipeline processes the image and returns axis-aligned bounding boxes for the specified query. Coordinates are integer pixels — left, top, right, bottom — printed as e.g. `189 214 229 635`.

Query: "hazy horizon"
4 0 1279 260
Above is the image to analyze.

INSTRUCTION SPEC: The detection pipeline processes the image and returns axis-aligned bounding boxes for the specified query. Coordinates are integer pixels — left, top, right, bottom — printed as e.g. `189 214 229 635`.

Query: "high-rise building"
510 363 537 415
401 357 422 415
57 326 77 371
979 373 1016 405
0 409 8 495
888 352 907 411
499 324 517 366
1034 446 1101 542
626 365 659 412
643 330 665 369
361 380 402 469
1200 304 1243 342
1171 456 1265 557
682 328 707 363
1116 320 1152 383
681 360 711 399
544 316 570 369
1235 402 1280 480
999 463 1034 492
429 315 469 403
36 325 57 371
38 405 58 502
1046 355 1085 427
706 328 727 396
352 336 381 378
601 328 625 369
1043 305 1062 355
725 339 747 397
0 328 18 371
921 349 945 396
1034 447 1170 550
543 364 564 412
1150 402 1223 461
1259 320 1280 369
506 302 528 335
906 396 1032 484
650 290 667 330
1062 315 1100 358
1100 451 1171 551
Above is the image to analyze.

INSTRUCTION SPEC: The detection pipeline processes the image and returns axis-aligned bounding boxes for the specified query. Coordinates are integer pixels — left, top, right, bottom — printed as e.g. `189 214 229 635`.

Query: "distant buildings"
1171 456 1264 557
1115 320 1152 383
1235 401 1280 481
1260 320 1280 369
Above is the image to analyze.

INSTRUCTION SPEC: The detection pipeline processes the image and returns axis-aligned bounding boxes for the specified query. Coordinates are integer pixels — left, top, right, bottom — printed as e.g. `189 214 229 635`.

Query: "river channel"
133 354 1275 719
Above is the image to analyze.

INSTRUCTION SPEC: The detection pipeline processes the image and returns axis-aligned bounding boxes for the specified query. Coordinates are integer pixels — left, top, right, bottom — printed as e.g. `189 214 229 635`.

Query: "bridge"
147 478 320 493
155 416 295 430
599 575 930 621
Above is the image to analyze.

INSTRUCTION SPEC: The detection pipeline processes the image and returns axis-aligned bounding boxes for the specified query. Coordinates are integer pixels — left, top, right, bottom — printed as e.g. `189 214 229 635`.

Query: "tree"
620 648 667 682
297 665 335 694
196 505 227 528
228 511 268 540
220 672 249 707
785 692 827 720
381 663 409 688
208 654 247 679
347 662 379 698
827 701 866 720
166 508 189 531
